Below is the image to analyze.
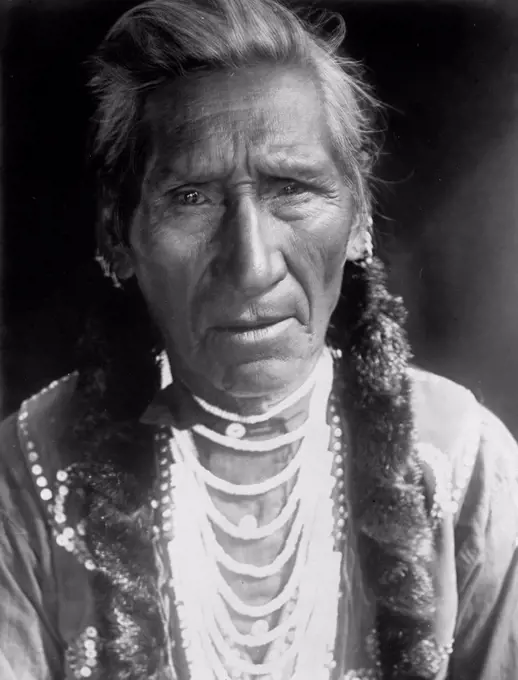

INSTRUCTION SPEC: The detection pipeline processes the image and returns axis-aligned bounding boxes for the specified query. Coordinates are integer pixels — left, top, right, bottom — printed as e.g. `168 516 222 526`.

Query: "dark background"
2 0 518 433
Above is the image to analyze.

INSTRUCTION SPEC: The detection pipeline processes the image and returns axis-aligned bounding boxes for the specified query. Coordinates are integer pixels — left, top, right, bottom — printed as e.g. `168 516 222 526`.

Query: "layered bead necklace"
154 348 348 680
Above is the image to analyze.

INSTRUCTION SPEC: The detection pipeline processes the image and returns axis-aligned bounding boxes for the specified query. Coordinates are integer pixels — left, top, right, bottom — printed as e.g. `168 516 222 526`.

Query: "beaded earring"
346 215 374 266
360 215 374 266
358 230 373 268
95 250 123 289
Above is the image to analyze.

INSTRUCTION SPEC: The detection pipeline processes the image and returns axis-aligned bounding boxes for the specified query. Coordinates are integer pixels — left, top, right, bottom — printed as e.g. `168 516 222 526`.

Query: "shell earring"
346 215 374 265
360 229 374 267
95 251 123 289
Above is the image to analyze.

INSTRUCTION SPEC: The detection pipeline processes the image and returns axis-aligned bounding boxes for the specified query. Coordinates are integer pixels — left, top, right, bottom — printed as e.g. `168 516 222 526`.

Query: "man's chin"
215 354 309 400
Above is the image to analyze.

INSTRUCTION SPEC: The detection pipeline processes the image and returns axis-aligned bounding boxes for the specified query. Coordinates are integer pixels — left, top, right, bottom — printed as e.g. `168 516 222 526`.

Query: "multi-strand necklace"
154 348 348 680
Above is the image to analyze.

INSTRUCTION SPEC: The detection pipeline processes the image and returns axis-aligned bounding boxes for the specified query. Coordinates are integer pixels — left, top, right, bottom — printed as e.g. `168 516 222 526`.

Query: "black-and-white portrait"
1 1 517 678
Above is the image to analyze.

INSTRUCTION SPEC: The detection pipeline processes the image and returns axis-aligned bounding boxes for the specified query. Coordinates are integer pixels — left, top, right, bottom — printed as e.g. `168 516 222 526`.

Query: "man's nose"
217 194 286 296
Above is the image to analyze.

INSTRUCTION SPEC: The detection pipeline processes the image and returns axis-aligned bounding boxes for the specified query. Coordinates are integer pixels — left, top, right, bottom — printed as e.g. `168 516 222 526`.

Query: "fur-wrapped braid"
63 258 440 680
337 258 438 679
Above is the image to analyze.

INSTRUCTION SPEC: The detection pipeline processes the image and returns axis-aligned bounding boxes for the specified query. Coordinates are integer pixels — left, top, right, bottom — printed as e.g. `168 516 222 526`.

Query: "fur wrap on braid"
62 257 440 680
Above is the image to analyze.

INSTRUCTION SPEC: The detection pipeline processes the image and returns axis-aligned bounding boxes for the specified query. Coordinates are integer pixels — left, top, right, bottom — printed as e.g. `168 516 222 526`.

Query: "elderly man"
0 1 517 679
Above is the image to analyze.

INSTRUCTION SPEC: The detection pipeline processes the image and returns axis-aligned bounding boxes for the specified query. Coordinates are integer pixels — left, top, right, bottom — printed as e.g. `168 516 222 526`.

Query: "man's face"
127 65 357 401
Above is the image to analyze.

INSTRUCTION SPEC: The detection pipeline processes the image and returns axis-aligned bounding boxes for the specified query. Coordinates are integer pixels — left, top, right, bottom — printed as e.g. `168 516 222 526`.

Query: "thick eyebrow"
146 151 226 190
256 153 338 181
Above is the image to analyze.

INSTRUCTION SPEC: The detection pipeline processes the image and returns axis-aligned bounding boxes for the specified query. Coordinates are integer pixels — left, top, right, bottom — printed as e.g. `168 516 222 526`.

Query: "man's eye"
281 182 303 195
276 180 307 198
171 189 208 206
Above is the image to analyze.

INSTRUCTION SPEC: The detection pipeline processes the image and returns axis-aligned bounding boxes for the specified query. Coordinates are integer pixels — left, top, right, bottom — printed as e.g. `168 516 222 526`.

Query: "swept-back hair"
69 2 441 679
89 0 381 263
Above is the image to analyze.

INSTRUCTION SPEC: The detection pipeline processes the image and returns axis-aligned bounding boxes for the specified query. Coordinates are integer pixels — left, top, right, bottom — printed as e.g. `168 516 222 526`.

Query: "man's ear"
111 244 136 280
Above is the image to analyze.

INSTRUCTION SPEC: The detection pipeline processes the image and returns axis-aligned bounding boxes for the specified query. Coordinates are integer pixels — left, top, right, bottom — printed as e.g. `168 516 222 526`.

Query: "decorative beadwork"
18 375 97 572
66 625 99 679
18 379 76 507
193 420 311 453
225 422 247 439
343 669 380 680
365 629 382 670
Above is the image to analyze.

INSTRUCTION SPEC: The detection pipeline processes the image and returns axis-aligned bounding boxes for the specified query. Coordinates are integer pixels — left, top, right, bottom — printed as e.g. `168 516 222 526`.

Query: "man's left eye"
276 180 307 197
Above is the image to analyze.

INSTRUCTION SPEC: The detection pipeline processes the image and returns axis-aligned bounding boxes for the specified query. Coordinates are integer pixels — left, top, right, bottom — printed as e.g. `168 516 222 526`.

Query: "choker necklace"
188 349 333 455
189 350 327 425
191 419 310 453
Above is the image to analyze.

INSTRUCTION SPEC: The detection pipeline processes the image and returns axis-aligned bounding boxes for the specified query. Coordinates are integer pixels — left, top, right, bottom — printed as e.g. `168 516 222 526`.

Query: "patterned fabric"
0 369 517 679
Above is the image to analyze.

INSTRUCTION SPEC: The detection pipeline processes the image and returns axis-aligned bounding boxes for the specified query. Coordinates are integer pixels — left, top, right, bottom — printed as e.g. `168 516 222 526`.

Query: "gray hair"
90 0 382 256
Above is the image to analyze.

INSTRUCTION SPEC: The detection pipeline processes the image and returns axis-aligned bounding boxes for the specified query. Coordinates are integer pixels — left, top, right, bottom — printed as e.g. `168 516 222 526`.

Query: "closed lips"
216 317 289 330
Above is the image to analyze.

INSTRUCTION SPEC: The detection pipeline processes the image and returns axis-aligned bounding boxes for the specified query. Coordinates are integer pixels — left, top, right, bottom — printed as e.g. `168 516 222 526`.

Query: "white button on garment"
238 514 258 532
225 422 247 439
251 619 270 636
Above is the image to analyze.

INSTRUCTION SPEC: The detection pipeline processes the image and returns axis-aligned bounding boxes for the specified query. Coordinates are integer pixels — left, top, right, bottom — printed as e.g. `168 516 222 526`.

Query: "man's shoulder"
408 364 478 409
1 372 79 428
0 376 77 543
407 366 480 453
0 373 80 483
406 367 482 515
407 366 518 520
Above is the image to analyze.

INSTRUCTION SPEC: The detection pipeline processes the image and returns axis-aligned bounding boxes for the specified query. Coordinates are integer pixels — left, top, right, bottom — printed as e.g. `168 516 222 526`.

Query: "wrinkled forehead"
142 65 334 181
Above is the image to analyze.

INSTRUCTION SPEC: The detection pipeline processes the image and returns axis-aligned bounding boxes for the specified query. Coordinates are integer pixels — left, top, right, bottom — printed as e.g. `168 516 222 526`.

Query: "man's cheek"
310 239 346 292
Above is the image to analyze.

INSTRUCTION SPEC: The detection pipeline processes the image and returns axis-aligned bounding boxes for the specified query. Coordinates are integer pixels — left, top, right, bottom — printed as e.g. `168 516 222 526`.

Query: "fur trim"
334 260 437 679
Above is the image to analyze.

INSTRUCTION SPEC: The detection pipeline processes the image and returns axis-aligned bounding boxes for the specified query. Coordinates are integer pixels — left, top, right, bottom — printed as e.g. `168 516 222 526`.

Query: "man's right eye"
171 189 208 206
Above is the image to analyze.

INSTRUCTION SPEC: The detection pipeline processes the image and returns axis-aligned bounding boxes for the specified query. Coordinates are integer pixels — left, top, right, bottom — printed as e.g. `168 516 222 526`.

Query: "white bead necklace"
170 380 331 609
172 421 327 542
192 419 309 453
208 590 302 648
202 498 306 580
189 439 328 584
176 478 318 647
190 352 324 425
171 460 339 679
168 446 335 678
203 487 332 650
189 464 303 541
206 497 314 619
159 350 343 680
173 426 314 497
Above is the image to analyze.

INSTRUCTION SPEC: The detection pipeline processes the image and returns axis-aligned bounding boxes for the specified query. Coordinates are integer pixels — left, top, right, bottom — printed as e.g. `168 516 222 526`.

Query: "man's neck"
163 352 325 419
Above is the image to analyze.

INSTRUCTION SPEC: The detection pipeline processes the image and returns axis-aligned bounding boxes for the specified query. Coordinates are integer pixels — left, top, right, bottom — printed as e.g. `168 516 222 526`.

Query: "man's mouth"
211 317 294 344
217 317 288 332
